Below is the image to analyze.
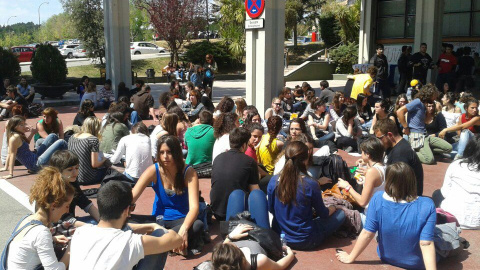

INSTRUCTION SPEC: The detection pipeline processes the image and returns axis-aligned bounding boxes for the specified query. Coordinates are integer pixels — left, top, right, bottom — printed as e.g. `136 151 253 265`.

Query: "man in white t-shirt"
70 182 182 270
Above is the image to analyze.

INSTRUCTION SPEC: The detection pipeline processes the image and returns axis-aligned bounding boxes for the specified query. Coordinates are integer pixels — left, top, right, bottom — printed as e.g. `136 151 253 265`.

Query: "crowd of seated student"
4 72 480 270
34 108 64 149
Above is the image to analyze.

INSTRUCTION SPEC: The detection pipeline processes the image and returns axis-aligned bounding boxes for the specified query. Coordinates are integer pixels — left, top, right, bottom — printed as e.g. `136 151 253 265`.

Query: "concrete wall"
284 61 336 82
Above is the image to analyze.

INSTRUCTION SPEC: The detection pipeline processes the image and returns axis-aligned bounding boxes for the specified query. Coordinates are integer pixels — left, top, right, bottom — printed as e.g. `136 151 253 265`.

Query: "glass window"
406 0 416 15
444 0 471 13
443 13 471 36
378 0 406 16
406 16 416 37
378 17 405 38
475 0 480 10
473 12 480 35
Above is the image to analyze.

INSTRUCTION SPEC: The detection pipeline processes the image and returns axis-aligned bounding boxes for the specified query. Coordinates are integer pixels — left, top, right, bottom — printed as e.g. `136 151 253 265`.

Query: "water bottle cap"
280 233 285 238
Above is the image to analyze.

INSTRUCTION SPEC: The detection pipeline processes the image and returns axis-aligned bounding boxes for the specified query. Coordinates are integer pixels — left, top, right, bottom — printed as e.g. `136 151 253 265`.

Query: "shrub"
319 14 341 47
182 41 234 70
329 42 359 74
0 47 21 80
30 44 68 85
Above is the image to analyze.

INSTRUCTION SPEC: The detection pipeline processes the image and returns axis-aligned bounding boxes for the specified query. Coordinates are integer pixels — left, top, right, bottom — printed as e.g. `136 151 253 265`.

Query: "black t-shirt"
457 55 475 76
73 112 96 126
14 95 27 107
69 180 93 215
210 149 259 220
410 52 433 80
385 139 424 195
372 54 389 80
201 95 215 112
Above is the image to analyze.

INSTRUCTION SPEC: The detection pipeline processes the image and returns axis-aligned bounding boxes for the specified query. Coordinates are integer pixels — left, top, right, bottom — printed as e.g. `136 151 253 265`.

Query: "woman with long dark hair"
308 98 334 144
133 135 204 256
335 105 362 152
212 112 240 162
256 116 284 175
356 93 373 131
369 99 396 134
73 99 96 126
329 91 346 125
267 141 345 250
99 111 129 157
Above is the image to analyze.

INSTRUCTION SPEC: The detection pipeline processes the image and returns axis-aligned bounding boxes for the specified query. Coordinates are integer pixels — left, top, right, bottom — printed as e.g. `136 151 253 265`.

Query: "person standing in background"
409 43 436 85
436 44 457 92
396 46 412 95
203 54 217 99
370 44 389 99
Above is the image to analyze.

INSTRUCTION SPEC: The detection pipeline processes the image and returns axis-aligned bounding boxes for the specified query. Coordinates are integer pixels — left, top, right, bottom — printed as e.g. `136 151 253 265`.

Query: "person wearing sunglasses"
264 97 285 121
372 119 424 196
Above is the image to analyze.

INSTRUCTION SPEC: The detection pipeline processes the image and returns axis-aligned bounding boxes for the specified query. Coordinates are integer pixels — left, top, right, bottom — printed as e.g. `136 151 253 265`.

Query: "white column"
245 0 285 117
358 0 375 64
104 0 131 99
414 0 444 82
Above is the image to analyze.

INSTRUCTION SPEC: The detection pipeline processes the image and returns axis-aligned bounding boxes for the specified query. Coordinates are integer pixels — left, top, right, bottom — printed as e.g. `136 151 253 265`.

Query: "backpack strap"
1 216 43 269
250 254 258 270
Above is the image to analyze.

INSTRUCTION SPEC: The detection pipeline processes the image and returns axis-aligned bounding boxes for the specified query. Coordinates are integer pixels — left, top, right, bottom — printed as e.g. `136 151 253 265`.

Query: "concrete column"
414 0 444 83
104 0 131 99
358 0 376 64
245 0 285 117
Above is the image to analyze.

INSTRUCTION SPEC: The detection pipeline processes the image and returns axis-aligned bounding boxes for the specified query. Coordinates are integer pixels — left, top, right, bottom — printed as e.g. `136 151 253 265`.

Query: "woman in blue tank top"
133 135 204 256
0 115 68 179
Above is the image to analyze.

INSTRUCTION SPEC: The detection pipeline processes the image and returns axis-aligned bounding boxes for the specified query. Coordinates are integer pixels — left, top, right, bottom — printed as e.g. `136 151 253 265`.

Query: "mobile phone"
336 248 344 253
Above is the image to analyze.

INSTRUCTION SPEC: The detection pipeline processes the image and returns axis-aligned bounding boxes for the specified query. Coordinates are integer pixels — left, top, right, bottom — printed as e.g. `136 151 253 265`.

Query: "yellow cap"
410 79 419 87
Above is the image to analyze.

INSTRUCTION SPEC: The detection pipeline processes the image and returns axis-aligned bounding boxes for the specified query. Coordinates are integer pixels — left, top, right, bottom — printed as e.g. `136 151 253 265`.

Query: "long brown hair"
276 141 309 205
6 115 28 144
212 243 245 270
40 108 60 135
332 91 344 113
157 135 187 194
161 113 179 136
267 115 282 146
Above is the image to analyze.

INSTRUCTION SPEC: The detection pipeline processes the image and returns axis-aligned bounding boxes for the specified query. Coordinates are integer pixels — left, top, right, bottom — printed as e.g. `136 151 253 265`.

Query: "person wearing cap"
98 79 115 110
406 79 422 102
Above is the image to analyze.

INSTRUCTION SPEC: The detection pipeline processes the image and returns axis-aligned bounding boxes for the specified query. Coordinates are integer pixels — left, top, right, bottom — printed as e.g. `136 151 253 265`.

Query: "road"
20 52 171 73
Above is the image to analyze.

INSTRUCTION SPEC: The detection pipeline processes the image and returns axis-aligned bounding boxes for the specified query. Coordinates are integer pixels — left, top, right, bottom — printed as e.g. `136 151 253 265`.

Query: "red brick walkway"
1 106 477 270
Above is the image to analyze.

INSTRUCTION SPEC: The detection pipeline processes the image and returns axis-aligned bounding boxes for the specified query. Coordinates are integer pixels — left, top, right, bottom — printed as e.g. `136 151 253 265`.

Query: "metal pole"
6 16 17 27
205 0 209 41
38 2 49 27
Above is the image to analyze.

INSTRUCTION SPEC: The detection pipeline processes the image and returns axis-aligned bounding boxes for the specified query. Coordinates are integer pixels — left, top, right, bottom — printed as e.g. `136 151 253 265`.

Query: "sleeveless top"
152 163 190 220
461 113 480 133
33 119 59 143
365 163 386 212
16 142 38 171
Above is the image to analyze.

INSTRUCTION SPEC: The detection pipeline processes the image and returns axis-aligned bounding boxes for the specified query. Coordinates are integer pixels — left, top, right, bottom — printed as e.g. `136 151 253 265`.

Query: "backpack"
313 154 355 190
28 103 44 117
205 69 214 79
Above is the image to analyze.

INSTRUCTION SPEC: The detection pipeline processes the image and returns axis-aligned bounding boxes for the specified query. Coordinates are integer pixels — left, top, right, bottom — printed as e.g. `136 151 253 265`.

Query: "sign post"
245 0 285 117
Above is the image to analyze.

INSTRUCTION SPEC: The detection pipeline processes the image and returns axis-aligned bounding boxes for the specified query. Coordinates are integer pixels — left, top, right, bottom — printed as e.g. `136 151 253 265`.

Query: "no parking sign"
245 0 265 19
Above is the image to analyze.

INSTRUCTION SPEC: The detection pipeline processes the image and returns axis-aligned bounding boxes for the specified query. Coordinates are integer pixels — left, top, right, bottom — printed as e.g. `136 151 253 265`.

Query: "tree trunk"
293 21 298 48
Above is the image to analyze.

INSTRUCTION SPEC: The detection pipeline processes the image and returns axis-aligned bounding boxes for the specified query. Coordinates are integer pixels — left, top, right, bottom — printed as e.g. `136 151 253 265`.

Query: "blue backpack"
205 69 214 79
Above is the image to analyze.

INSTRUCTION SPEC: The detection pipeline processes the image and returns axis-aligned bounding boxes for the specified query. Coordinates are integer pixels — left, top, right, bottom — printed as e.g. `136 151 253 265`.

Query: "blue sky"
0 0 64 25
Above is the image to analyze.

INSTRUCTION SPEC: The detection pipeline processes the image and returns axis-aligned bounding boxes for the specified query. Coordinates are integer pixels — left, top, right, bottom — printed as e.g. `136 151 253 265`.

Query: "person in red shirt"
436 43 457 91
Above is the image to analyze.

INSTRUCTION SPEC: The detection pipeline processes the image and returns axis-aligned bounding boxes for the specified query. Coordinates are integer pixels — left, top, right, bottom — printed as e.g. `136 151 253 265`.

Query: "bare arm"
420 241 437 270
88 205 100 222
90 152 107 168
369 115 377 134
338 168 381 208
265 108 273 120
142 230 183 256
257 248 295 270
176 167 200 251
336 229 376 263
308 115 317 139
132 164 157 203
397 106 409 129
1 135 21 177
36 122 49 139
58 120 64 139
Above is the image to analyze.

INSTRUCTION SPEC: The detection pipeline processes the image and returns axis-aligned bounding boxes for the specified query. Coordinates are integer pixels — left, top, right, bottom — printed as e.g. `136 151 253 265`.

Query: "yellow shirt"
256 134 281 175
350 74 374 100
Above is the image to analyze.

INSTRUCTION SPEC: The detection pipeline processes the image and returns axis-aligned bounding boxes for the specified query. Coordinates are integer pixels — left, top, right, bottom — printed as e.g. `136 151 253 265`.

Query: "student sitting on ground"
49 150 100 226
212 223 295 270
73 99 96 127
99 112 130 158
257 116 284 175
336 162 437 270
70 181 182 270
4 167 73 269
337 137 385 225
329 91 347 129
213 96 235 119
268 141 345 250
34 107 64 149
210 127 261 222
335 105 362 153
110 122 153 182
80 82 98 108
369 99 396 135
212 112 239 163
0 86 28 121
308 98 334 145
356 93 373 132
132 135 204 256
433 134 480 229
0 116 68 178
184 111 215 166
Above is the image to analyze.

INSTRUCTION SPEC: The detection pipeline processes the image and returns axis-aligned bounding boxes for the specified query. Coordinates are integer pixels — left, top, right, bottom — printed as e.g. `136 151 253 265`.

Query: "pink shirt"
245 146 257 162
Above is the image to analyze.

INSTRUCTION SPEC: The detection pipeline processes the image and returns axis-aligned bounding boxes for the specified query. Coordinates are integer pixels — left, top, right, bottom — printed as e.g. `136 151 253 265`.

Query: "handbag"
408 132 425 151
321 183 358 207
193 162 212 178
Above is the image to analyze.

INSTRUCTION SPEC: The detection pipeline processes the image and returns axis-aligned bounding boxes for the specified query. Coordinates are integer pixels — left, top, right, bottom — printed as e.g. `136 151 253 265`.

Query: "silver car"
59 44 80 59
130 42 166 55
73 45 88 58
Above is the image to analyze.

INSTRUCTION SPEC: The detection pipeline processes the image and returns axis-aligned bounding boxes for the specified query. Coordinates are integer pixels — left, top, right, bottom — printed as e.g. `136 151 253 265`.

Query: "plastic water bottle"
156 215 164 226
280 233 287 256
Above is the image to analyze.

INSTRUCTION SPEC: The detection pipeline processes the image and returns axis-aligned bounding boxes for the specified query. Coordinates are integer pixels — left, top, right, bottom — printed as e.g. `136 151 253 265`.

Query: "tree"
322 0 360 44
216 0 245 65
285 0 304 48
35 13 77 42
129 1 153 42
61 0 105 64
135 0 206 62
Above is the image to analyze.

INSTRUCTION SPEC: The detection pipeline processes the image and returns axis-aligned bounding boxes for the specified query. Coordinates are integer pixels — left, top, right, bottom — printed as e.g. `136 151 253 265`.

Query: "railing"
305 41 343 62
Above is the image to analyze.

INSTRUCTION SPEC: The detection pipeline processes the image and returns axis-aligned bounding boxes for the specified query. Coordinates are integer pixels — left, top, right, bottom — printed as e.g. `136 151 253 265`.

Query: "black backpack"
313 154 355 190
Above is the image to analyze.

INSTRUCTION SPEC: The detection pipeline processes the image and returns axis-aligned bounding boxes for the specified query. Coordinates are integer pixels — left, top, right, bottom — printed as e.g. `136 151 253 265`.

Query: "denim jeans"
130 111 141 126
451 129 474 158
123 171 139 182
36 134 68 168
226 189 270 229
135 229 168 270
361 119 373 132
287 210 345 250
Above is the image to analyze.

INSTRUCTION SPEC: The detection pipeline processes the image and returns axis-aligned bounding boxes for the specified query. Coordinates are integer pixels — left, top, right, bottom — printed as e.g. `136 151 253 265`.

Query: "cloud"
0 0 64 25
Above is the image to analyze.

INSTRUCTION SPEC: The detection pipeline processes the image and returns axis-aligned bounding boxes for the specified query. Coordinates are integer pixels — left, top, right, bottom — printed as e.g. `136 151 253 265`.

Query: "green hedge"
329 42 358 74
182 41 234 70
0 47 21 80
319 14 341 47
30 44 68 85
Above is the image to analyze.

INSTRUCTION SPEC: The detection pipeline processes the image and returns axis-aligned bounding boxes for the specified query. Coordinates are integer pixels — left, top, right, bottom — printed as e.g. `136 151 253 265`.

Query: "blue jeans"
130 111 141 126
317 131 335 141
36 134 68 168
361 119 372 132
124 171 139 182
198 201 209 231
98 98 112 110
451 129 474 158
135 229 168 270
76 216 98 225
226 189 270 229
288 210 345 250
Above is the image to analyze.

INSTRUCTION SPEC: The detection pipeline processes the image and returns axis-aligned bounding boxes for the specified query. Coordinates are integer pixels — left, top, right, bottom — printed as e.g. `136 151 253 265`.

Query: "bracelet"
345 186 351 193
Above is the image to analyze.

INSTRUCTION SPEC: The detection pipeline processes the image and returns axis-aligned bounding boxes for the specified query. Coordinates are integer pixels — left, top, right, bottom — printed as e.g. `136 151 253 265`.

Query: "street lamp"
6 16 17 27
38 2 49 26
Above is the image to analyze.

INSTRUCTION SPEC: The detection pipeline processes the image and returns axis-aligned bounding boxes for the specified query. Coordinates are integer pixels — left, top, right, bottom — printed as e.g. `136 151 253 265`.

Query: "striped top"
68 136 102 185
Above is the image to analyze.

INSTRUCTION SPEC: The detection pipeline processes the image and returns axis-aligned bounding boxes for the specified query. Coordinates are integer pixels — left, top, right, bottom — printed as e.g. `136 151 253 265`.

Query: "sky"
0 0 64 26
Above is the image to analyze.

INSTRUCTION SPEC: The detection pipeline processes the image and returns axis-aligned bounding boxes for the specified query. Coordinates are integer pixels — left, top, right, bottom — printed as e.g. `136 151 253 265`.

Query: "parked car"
11 46 36 62
130 42 166 55
59 44 80 59
73 45 88 58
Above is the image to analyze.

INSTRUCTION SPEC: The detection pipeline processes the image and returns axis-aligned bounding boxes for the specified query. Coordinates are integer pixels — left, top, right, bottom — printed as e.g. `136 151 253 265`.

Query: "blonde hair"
81 116 102 137
87 82 97 93
29 166 75 211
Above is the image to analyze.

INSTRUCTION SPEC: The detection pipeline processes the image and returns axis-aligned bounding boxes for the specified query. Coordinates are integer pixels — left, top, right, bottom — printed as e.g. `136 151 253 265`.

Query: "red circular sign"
245 0 265 19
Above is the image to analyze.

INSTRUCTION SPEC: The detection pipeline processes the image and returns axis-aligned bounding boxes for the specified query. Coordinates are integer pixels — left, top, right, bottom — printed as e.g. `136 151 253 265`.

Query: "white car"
73 45 88 58
130 42 166 55
59 44 80 59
